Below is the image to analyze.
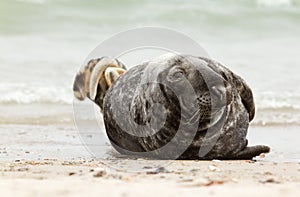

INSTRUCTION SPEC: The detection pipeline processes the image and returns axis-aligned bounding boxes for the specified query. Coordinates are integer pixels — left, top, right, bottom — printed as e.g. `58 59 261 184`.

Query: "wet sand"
0 124 299 196
1 124 299 162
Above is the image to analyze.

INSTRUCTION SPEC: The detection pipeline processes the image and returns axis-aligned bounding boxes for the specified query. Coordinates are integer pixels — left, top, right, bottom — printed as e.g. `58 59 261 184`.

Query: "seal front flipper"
234 145 270 160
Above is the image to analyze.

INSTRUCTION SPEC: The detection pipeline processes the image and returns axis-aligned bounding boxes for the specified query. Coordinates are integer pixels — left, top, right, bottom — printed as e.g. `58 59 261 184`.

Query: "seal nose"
211 85 227 107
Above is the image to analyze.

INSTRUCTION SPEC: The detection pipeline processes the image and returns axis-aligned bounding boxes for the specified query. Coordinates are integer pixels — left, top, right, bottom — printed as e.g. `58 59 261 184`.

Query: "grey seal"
73 54 270 160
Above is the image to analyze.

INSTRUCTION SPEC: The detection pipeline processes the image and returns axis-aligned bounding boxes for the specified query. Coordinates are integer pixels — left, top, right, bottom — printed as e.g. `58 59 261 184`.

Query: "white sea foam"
256 92 300 110
0 83 72 104
0 82 299 126
257 0 292 7
17 0 47 4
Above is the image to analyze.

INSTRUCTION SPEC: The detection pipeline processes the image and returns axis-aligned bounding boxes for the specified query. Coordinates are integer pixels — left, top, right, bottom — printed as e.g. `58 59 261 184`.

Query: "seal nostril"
211 85 227 105
211 86 221 97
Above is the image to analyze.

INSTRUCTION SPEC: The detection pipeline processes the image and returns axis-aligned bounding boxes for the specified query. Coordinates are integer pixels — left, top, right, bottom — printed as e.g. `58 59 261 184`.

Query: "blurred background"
0 0 299 161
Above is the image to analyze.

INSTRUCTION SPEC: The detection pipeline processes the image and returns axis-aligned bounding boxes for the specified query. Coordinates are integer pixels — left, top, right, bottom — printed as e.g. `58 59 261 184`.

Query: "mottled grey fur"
98 54 270 160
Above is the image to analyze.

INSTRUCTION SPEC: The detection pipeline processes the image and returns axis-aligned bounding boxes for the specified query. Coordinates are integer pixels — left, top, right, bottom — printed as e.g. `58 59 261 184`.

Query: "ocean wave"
252 108 300 126
0 83 72 104
0 83 300 126
255 92 300 110
1 83 300 109
17 0 46 4
256 0 293 7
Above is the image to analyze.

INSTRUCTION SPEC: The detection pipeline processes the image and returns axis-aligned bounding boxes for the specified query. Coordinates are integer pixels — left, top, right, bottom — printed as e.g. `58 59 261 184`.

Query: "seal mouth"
188 106 226 130
209 106 226 125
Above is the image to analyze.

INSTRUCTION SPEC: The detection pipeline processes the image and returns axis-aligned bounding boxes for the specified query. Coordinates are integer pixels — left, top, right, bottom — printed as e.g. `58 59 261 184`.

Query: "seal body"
101 54 270 160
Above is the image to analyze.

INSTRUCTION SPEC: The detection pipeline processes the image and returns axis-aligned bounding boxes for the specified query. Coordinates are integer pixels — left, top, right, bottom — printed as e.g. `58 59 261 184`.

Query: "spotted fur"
101 54 270 160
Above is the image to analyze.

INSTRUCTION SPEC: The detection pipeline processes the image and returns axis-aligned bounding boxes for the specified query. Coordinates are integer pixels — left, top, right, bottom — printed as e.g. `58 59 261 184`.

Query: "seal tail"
233 145 270 160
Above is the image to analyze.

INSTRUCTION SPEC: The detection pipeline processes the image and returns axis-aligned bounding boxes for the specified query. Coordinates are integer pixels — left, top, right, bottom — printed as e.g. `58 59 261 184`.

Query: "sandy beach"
0 124 299 196
0 159 299 197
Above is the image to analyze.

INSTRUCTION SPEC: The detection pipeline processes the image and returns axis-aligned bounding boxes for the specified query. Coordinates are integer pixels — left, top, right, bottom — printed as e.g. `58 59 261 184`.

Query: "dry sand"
0 159 299 197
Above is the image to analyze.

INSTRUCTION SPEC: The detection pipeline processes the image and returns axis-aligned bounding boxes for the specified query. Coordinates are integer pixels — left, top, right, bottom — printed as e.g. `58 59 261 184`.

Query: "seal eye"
173 71 184 78
168 70 185 81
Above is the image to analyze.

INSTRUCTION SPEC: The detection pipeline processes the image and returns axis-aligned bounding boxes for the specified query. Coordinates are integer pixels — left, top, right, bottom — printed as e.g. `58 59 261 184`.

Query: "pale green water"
1 0 300 125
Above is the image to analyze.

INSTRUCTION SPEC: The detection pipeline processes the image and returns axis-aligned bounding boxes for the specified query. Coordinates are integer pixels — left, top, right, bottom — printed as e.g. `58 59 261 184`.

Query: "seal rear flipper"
234 145 270 160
